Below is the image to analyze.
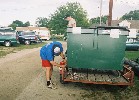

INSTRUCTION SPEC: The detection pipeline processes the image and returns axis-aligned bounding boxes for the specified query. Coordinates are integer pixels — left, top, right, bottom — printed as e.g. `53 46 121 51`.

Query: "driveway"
0 42 88 100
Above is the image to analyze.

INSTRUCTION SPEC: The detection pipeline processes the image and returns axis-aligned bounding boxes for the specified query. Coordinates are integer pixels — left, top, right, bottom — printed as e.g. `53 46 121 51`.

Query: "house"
16 26 49 31
111 20 139 39
91 20 139 31
111 20 139 32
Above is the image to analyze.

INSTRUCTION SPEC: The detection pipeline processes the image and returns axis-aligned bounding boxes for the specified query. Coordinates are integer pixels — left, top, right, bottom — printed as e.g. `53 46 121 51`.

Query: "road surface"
0 42 90 100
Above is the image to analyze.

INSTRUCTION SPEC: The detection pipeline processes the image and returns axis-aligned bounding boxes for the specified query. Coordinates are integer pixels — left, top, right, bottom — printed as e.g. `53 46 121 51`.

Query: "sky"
0 0 139 26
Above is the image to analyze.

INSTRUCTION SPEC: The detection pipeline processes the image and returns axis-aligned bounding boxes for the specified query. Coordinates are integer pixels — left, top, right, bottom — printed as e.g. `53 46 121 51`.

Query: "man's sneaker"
47 83 52 88
47 83 57 89
50 80 56 85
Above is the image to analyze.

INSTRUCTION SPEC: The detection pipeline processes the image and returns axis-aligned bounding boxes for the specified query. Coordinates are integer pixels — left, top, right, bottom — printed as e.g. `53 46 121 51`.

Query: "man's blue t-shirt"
40 42 63 61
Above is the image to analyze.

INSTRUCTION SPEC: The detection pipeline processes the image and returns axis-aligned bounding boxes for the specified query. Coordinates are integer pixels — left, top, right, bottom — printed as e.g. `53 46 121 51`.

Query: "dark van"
16 31 38 45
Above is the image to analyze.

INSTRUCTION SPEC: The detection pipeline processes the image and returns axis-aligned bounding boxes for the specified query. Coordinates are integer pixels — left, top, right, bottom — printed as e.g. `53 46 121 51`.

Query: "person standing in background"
64 14 76 27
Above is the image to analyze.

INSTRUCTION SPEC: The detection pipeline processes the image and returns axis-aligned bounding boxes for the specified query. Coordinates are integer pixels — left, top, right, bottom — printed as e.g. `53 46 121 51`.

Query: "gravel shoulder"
0 42 88 100
0 47 42 100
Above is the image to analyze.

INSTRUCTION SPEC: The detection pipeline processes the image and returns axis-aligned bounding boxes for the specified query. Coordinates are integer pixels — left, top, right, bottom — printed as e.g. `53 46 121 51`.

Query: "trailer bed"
63 69 132 86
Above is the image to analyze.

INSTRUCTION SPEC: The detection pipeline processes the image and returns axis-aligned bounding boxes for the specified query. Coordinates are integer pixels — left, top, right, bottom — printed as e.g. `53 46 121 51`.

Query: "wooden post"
100 0 102 26
108 0 113 26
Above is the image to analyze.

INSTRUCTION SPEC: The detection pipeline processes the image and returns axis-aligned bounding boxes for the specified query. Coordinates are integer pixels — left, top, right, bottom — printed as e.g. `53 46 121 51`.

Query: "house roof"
111 20 139 29
16 27 49 31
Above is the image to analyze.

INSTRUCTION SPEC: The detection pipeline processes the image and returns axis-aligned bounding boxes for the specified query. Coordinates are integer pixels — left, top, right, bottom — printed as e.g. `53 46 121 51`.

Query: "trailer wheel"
60 74 67 84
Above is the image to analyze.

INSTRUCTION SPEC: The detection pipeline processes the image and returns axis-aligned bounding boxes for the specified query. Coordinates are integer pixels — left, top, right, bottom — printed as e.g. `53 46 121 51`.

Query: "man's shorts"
42 60 52 67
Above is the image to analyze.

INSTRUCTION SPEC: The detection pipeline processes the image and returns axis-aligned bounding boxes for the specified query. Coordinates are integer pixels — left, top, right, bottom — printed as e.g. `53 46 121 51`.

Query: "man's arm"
60 52 67 63
60 52 65 59
71 23 76 27
50 61 65 68
71 19 76 27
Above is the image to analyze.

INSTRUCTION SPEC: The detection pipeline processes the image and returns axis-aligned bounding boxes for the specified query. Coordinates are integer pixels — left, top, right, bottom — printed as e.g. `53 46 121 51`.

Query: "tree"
24 21 30 27
8 23 17 30
48 2 90 34
13 20 24 27
8 20 23 30
35 17 49 27
9 20 30 30
121 10 139 20
90 15 108 25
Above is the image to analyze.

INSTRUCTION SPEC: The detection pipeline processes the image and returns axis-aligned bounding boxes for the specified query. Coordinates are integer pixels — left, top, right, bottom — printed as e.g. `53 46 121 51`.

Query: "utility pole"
108 0 113 26
100 0 102 26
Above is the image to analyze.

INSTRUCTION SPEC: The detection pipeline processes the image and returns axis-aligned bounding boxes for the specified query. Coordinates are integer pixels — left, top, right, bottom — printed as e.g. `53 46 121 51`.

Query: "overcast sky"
0 0 139 26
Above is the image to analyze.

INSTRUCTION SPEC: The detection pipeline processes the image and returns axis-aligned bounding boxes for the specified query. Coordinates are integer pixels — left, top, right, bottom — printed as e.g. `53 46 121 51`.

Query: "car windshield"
0 29 14 32
22 32 35 35
0 30 15 35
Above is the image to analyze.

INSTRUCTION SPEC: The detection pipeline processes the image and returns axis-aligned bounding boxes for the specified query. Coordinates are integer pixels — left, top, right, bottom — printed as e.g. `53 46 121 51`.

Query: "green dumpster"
67 26 129 70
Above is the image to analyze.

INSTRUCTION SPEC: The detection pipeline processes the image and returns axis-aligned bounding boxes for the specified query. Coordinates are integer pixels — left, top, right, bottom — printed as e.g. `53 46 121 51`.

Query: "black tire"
24 40 31 45
4 41 11 47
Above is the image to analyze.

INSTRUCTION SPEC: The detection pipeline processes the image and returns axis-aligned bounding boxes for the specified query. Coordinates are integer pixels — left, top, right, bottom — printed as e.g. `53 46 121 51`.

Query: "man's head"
64 14 71 21
54 47 61 56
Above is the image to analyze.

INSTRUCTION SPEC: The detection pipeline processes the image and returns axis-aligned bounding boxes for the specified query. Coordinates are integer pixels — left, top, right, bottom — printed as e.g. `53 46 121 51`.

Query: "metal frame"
60 65 134 86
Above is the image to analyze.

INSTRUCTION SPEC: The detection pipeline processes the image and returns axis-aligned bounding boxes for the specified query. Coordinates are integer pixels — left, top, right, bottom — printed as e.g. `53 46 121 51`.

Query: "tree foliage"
24 21 30 27
121 10 139 20
9 20 30 30
90 15 108 25
35 17 49 27
48 2 90 34
8 23 17 30
13 20 24 27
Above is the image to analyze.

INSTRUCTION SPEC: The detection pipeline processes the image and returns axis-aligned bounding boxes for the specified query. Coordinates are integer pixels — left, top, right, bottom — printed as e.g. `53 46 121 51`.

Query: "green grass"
125 51 139 60
125 50 139 95
0 42 46 57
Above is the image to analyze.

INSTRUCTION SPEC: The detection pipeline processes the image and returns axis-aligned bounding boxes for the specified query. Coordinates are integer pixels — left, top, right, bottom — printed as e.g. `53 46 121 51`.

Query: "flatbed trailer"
60 65 134 86
60 26 134 87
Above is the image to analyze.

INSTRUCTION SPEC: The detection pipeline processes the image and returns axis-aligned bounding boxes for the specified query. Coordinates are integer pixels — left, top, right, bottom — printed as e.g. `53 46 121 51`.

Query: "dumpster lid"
97 26 130 32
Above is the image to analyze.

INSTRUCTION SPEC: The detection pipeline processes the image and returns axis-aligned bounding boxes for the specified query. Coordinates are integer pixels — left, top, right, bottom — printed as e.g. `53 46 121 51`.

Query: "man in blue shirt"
40 41 66 88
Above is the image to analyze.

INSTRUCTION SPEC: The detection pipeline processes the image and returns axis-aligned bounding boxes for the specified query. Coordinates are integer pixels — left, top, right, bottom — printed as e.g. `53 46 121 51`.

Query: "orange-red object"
60 61 65 65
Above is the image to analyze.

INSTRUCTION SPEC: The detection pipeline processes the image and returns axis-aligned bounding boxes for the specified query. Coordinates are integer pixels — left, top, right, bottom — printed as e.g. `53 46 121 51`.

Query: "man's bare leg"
46 67 51 86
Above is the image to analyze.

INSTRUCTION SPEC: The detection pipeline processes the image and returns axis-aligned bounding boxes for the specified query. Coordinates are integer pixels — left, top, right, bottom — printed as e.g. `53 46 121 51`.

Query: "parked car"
16 31 38 45
35 30 51 41
0 29 19 47
126 38 139 51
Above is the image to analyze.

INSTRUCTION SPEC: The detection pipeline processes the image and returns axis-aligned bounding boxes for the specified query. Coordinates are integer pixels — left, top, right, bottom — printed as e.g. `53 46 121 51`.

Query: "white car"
36 30 51 41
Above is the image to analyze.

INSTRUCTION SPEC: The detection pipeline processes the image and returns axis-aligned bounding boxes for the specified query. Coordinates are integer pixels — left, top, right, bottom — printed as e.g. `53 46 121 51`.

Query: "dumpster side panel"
67 33 127 70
